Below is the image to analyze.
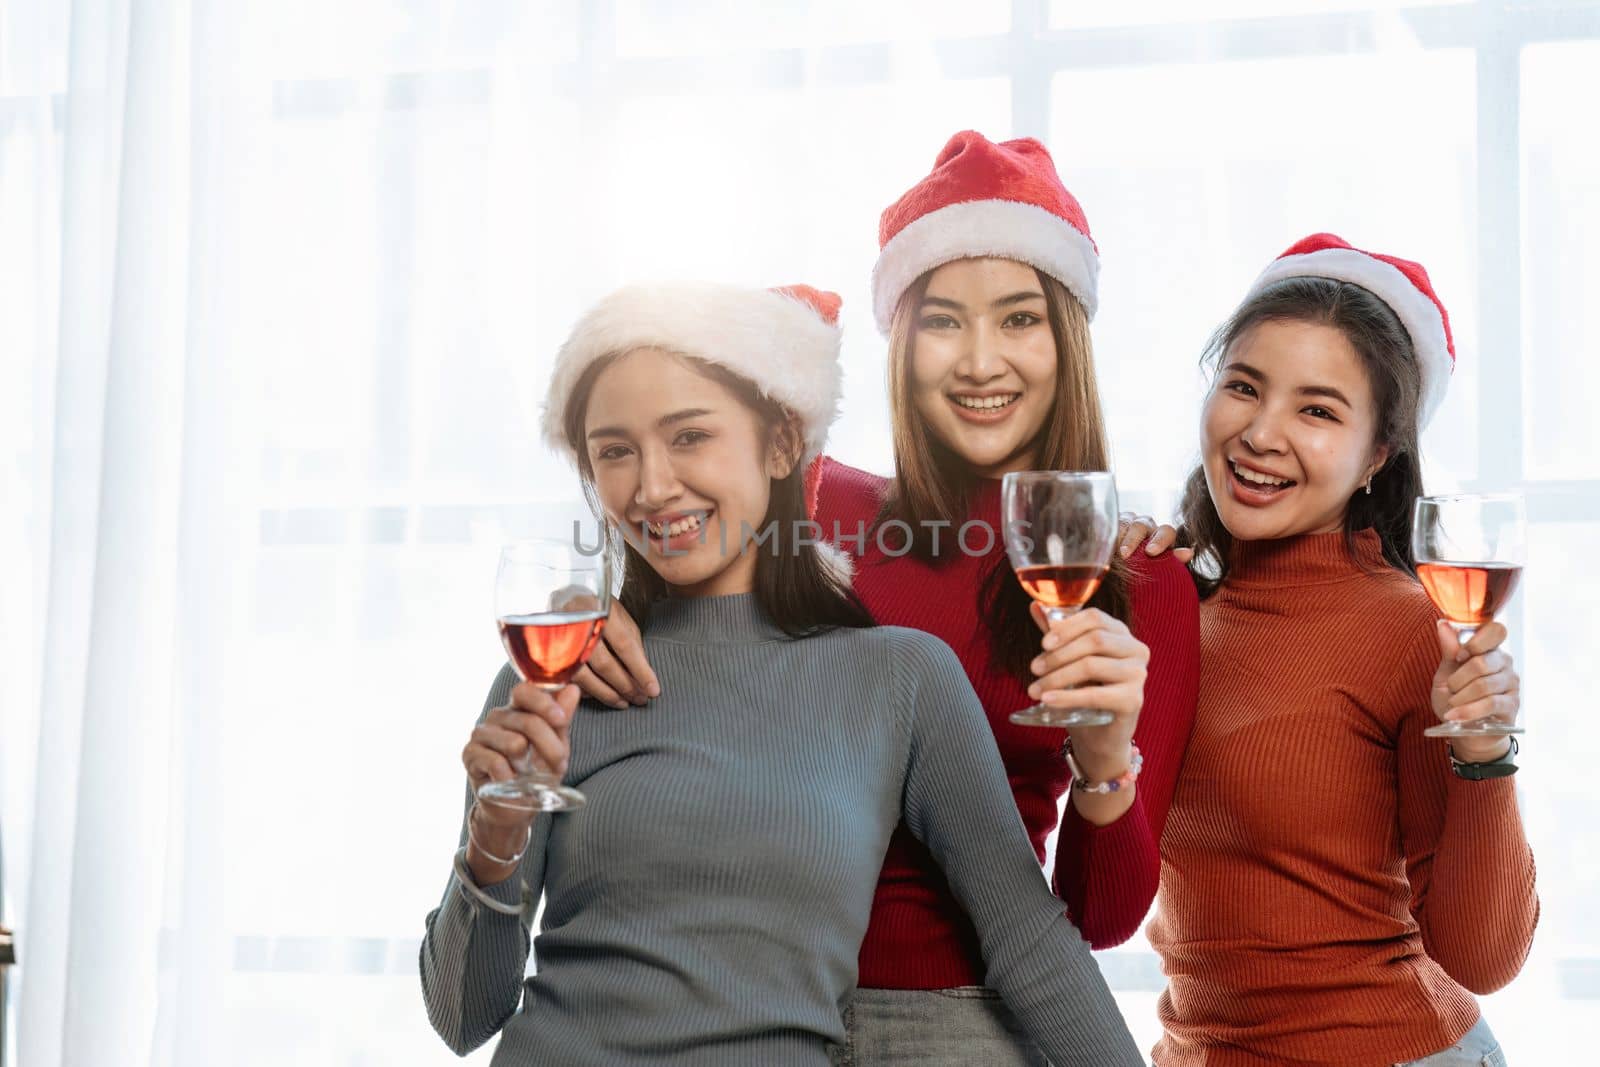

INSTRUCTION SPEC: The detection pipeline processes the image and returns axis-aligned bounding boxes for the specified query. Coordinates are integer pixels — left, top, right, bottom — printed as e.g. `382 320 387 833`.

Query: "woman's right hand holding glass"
460 681 578 884
574 600 661 709
1430 619 1522 760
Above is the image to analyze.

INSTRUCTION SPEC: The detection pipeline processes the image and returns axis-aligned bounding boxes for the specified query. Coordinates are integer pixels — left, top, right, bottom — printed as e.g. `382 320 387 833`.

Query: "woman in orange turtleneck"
1149 235 1538 1067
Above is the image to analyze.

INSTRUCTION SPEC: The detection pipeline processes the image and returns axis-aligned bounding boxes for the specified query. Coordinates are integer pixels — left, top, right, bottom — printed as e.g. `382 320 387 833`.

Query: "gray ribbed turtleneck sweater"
420 593 1140 1066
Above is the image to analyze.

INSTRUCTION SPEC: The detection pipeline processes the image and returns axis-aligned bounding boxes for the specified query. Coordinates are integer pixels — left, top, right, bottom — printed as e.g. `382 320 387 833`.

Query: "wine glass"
1001 471 1119 728
481 538 612 810
1413 492 1526 739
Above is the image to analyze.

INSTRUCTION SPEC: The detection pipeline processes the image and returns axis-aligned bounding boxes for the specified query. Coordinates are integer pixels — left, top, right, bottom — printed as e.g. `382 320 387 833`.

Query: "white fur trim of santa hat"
541 281 844 463
1245 240 1455 427
870 198 1101 335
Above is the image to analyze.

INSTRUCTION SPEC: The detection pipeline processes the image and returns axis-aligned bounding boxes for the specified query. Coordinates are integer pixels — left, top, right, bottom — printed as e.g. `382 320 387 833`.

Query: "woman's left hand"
1431 619 1521 763
1027 603 1149 771
1116 512 1192 563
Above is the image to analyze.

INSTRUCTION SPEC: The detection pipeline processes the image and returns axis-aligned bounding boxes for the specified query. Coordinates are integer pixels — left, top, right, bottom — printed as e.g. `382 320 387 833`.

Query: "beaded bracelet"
1063 738 1144 794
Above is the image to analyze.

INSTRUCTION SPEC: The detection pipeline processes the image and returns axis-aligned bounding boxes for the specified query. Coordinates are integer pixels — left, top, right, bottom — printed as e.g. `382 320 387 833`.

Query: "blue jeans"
1395 1017 1506 1067
831 986 1053 1066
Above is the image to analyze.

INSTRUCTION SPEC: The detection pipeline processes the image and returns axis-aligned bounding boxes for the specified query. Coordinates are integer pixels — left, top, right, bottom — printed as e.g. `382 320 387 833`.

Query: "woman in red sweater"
1150 234 1538 1066
575 131 1199 1064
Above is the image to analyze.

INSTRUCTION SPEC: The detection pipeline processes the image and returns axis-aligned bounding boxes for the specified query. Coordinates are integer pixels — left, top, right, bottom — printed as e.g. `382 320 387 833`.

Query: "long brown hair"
881 264 1134 682
1177 276 1426 599
563 350 873 636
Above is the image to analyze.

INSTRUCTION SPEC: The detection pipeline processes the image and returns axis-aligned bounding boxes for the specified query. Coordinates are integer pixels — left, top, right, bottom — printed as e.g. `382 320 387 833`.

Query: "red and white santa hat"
1245 232 1456 426
541 281 845 463
871 130 1099 335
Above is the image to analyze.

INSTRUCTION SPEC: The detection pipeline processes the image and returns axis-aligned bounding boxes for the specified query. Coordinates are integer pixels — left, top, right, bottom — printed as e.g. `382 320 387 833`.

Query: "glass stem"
1046 605 1079 627
1451 622 1478 646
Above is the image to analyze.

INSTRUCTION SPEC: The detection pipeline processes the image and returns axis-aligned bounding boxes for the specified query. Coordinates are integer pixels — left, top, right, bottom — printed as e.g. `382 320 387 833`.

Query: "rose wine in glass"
480 538 612 810
1415 563 1523 629
1015 564 1108 610
1412 493 1526 739
498 612 608 689
1001 471 1118 728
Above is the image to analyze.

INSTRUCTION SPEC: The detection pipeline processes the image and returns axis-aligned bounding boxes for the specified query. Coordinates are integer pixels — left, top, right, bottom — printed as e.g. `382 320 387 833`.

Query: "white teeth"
953 394 1019 411
647 513 706 537
1232 462 1290 487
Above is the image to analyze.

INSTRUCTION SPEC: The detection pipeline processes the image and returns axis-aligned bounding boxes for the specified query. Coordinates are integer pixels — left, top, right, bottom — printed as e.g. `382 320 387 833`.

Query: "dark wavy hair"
1177 276 1426 599
562 350 873 636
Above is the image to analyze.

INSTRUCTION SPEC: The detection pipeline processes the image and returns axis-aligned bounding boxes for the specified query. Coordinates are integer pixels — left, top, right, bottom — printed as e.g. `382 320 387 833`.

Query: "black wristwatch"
1447 737 1519 780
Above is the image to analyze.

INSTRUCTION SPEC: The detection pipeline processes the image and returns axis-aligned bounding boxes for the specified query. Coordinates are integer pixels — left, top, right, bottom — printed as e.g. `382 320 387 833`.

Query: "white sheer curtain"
5 1 230 1063
2 2 1595 1064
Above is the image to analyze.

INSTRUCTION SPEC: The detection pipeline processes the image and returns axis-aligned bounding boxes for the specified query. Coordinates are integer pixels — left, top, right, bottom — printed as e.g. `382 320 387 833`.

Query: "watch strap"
1447 736 1519 781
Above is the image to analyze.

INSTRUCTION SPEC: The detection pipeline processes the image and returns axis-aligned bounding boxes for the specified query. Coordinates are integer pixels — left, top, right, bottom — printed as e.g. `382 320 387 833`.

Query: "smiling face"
1202 319 1391 541
908 257 1060 479
582 347 795 597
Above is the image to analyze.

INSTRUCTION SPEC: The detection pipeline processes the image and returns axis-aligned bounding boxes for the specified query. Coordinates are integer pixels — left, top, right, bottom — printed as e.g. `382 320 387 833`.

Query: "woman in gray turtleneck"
419 283 1141 1067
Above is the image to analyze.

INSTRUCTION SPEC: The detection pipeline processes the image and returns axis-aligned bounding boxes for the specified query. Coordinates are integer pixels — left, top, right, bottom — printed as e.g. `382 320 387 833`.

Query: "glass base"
1009 704 1115 728
1423 719 1525 738
478 775 587 812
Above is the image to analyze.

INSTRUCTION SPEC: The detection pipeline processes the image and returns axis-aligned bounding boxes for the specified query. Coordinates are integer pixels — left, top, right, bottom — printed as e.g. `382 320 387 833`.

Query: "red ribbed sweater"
1149 530 1539 1066
811 457 1200 988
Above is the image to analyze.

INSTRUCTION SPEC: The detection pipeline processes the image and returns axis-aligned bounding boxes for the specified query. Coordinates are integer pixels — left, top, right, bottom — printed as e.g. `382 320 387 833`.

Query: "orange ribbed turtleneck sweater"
1149 529 1538 1067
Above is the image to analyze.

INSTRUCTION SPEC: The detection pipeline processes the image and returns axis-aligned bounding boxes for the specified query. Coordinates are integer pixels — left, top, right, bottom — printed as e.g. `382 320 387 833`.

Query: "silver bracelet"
466 802 533 866
451 846 528 917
